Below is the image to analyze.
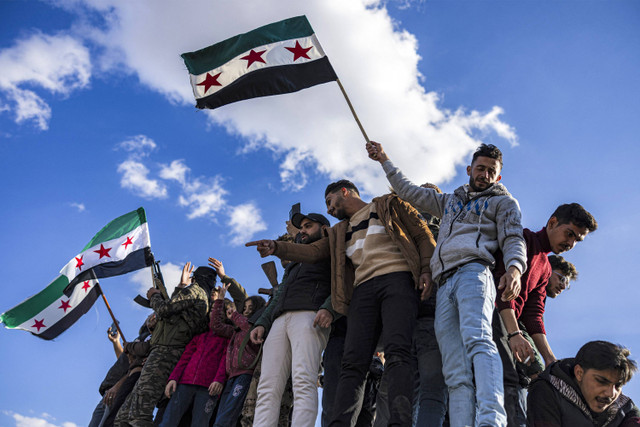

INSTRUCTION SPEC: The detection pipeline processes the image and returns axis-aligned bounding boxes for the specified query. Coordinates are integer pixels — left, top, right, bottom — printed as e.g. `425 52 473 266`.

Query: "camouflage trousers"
114 345 184 427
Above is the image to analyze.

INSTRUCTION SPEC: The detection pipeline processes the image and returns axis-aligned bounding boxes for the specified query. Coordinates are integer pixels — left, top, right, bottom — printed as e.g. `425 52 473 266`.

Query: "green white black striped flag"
181 15 337 110
0 208 152 340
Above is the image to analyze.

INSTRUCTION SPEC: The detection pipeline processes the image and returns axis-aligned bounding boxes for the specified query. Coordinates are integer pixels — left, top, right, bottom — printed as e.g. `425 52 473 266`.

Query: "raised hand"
180 261 195 287
208 257 225 278
366 141 389 163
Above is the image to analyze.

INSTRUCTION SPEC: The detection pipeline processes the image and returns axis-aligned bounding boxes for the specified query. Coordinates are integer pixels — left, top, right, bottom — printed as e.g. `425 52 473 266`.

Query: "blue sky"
1 0 639 425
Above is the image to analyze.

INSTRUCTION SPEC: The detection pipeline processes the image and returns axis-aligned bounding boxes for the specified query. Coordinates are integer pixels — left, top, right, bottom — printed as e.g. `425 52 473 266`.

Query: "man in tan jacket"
247 179 435 426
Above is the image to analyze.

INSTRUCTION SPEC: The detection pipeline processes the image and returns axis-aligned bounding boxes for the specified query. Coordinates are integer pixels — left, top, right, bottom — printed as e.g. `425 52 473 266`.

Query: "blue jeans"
414 316 448 426
88 401 107 427
214 374 252 427
158 384 217 427
434 262 506 427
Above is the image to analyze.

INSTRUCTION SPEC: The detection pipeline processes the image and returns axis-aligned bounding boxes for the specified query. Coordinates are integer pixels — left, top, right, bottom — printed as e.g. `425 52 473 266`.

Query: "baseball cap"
291 212 330 229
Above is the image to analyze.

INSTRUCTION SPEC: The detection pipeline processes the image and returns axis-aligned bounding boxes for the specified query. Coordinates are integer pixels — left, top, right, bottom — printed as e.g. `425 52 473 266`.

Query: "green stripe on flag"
181 15 314 75
81 207 146 251
0 275 70 328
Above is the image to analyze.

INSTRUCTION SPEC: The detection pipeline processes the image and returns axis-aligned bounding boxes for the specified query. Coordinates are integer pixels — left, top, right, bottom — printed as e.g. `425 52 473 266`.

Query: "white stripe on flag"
59 223 150 282
189 34 326 99
15 279 99 333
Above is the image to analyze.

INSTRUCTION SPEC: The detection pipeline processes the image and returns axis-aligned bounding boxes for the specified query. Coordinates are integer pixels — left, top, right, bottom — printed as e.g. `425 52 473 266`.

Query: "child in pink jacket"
159 296 234 427
211 283 265 427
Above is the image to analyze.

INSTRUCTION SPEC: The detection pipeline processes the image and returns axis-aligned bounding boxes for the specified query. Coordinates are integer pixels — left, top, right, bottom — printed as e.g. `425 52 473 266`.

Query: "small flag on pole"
60 207 153 291
0 275 101 340
0 207 153 340
181 15 337 110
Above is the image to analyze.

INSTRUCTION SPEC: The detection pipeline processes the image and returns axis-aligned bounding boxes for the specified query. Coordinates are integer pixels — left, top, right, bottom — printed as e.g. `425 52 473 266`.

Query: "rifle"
261 261 279 288
134 255 168 307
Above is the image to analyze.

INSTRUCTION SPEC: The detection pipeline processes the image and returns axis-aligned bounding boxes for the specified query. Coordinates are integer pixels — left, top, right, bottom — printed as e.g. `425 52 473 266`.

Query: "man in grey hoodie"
367 141 527 427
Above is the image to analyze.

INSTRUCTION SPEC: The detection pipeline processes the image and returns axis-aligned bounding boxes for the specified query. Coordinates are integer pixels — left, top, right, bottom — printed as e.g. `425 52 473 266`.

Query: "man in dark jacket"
528 340 640 426
250 212 336 427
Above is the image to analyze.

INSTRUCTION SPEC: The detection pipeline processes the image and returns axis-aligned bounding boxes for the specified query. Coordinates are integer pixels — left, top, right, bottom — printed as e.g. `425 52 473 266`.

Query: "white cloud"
117 159 168 199
0 32 91 130
70 202 86 212
117 135 157 157
227 203 268 246
116 142 266 242
177 176 228 220
159 159 190 186
6 411 80 427
128 263 182 297
67 0 517 195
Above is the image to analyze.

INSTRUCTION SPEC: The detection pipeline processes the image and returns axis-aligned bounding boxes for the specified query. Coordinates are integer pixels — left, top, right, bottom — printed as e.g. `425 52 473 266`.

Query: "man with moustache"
528 340 640 426
250 212 336 427
367 141 526 427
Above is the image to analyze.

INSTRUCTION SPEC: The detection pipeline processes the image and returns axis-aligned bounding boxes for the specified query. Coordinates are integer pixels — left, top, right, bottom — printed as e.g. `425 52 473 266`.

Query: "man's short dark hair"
548 255 578 281
472 144 503 168
325 180 360 197
575 341 637 385
550 203 598 232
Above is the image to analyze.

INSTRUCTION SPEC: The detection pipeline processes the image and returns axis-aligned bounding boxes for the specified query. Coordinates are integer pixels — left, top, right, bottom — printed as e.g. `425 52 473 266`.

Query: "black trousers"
329 272 418 427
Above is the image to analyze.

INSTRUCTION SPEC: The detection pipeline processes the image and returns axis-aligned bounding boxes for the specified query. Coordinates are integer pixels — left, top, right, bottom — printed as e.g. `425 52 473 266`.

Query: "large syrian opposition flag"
181 15 338 110
0 207 152 340
0 275 101 340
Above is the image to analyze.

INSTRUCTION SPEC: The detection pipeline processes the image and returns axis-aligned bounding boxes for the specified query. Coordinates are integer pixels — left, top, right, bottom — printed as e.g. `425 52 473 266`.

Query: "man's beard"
300 230 322 244
468 176 492 192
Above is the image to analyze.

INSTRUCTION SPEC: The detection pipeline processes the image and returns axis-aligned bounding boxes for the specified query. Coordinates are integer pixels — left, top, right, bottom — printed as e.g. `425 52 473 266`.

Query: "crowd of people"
88 142 639 427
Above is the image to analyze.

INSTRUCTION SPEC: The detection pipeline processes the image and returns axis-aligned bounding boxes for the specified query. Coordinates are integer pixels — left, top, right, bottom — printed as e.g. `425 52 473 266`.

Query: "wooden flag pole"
336 78 370 144
95 282 126 342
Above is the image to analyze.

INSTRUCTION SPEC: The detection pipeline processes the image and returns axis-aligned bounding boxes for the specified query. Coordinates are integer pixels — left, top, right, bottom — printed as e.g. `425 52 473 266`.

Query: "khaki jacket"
274 194 436 315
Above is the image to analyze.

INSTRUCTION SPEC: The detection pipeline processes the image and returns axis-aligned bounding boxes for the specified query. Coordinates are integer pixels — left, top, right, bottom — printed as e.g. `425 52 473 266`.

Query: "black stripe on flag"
37 284 102 340
64 247 153 296
196 57 337 110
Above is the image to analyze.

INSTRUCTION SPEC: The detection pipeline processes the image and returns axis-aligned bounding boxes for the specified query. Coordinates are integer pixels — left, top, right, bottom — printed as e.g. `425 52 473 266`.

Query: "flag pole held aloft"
96 282 126 342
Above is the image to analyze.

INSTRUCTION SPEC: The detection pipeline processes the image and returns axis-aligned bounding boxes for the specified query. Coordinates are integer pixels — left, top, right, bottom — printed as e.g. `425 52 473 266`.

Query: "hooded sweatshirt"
382 160 527 284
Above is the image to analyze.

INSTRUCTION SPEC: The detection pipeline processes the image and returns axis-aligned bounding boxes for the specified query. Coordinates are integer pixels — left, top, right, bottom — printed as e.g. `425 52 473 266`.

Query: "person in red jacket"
493 203 597 426
210 283 265 427
158 296 231 427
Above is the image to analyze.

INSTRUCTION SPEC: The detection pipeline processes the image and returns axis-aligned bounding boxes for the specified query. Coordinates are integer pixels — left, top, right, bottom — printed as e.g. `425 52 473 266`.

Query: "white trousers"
254 310 330 427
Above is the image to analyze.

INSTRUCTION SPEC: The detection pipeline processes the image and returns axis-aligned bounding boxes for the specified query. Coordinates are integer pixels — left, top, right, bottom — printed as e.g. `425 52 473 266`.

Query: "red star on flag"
285 41 313 61
59 299 72 313
122 236 133 250
82 281 91 292
75 255 84 270
32 318 46 332
241 49 267 68
94 244 112 259
197 72 222 93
